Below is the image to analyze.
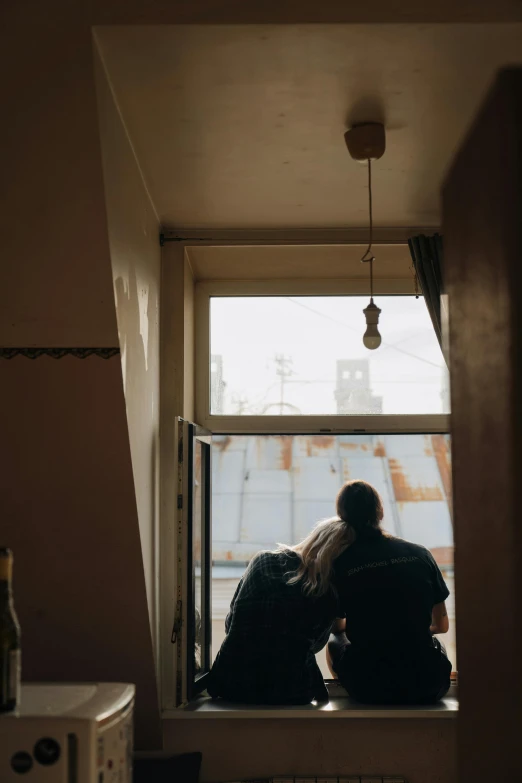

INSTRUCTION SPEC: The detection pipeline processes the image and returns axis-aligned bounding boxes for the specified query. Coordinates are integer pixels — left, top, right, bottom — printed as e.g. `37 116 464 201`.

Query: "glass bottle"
0 548 21 713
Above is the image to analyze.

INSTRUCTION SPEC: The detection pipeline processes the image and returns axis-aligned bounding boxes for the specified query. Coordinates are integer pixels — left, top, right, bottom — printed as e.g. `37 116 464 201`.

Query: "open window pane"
180 420 212 702
211 433 455 675
193 439 204 676
210 296 449 415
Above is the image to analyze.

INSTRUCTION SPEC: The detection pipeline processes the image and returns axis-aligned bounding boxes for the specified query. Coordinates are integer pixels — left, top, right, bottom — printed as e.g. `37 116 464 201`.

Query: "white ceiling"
96 24 522 230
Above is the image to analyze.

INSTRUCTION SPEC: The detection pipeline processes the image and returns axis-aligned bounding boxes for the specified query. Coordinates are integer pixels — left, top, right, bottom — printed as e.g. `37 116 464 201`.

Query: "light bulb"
362 298 382 351
363 325 382 350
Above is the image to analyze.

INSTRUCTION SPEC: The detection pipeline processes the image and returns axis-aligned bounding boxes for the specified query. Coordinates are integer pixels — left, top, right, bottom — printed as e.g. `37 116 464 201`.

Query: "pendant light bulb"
363 299 382 350
344 122 386 350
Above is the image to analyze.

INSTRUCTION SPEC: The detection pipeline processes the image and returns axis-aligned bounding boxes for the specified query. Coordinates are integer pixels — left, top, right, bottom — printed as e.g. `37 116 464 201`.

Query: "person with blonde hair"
207 542 339 704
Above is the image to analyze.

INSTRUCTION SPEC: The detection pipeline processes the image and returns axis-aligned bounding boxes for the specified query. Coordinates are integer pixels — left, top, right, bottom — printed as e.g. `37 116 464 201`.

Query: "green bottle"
0 548 21 713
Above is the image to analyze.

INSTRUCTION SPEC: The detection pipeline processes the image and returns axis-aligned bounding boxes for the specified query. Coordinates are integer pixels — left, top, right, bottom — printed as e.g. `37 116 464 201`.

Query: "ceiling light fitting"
344 122 386 350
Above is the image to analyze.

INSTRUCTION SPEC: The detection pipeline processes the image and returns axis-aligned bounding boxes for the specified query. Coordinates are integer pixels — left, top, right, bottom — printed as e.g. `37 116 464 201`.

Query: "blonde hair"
283 480 384 596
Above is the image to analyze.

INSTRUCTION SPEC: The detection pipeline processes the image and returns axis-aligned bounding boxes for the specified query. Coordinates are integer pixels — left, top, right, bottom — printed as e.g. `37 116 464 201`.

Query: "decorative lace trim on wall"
0 348 120 359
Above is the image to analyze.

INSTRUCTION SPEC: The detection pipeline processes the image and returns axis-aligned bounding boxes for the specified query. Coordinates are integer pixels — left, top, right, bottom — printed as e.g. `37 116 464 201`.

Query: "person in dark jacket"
208 548 337 704
327 480 452 704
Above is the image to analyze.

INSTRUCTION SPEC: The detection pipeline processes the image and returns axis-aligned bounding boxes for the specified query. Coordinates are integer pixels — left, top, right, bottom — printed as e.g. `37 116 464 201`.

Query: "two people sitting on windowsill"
207 479 451 706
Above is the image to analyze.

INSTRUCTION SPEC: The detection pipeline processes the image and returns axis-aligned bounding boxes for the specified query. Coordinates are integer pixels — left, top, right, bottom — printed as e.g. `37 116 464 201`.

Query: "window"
209 296 448 418
211 433 455 677
167 277 452 708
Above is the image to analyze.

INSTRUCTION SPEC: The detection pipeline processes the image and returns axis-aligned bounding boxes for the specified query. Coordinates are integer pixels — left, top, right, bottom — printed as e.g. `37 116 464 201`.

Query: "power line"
285 297 444 370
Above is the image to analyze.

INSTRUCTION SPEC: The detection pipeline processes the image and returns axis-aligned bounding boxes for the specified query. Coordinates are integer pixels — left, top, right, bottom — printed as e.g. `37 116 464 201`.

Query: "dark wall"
444 68 522 781
0 357 161 749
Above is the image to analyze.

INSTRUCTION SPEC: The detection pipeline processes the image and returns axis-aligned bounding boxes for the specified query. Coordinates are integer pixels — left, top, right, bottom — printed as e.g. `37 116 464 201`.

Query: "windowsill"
163 683 458 719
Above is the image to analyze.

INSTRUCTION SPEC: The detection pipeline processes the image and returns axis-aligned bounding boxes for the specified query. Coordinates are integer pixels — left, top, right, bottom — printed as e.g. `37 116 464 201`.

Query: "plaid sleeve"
211 549 338 704
223 551 270 633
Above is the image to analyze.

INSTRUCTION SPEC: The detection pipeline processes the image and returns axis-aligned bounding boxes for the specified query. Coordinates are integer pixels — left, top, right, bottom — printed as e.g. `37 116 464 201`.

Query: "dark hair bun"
336 480 383 536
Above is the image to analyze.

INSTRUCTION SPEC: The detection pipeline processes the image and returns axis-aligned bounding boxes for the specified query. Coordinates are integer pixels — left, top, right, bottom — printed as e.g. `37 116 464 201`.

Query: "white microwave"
0 683 135 783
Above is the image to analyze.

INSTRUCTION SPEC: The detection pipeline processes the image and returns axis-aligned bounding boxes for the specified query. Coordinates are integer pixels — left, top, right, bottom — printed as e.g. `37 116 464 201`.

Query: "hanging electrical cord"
361 159 375 260
344 122 385 349
361 158 376 300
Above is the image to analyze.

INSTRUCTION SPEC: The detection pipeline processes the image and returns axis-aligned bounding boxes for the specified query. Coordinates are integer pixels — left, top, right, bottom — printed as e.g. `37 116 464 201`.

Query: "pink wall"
0 26 118 348
0 357 161 748
0 23 161 749
165 717 457 783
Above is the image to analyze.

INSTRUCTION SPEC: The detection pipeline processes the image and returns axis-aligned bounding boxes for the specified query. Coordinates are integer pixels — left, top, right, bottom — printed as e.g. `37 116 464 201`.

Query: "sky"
210 296 448 415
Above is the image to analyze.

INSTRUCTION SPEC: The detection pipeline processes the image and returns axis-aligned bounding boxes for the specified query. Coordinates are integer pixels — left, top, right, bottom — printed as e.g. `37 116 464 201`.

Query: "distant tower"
210 354 225 414
335 359 382 414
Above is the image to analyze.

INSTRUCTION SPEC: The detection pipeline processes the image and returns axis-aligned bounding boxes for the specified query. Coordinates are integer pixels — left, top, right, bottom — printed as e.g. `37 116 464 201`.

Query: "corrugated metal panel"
431 434 452 509
338 434 376 455
397 501 453 550
212 493 242 543
240 494 292 544
382 433 435 458
247 435 293 470
294 500 336 542
243 469 292 495
388 456 446 502
293 457 341 501
212 434 454 565
293 434 338 458
212 449 245 494
212 434 248 452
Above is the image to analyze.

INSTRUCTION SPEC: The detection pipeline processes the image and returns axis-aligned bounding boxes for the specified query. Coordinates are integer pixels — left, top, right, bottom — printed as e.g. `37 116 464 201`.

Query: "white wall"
94 40 161 641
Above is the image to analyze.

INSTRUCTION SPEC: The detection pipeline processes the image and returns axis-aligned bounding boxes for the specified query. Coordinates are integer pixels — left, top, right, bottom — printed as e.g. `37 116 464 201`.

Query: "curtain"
407 233 444 351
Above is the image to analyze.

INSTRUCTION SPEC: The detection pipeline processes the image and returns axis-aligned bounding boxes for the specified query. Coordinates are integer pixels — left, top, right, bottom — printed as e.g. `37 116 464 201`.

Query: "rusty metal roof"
212 433 453 567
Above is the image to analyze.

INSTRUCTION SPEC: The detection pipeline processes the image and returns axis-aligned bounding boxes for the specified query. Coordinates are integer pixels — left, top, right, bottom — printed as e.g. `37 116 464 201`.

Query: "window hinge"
177 494 183 509
171 600 182 643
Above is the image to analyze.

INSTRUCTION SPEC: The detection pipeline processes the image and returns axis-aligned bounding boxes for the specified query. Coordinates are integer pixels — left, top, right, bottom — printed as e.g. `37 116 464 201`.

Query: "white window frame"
195 278 450 435
161 237 450 712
